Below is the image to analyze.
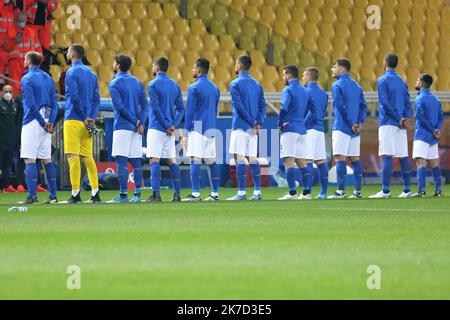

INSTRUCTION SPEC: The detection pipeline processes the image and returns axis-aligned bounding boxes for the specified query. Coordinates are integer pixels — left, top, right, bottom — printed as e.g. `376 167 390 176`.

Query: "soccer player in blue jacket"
64 44 101 204
107 55 148 203
412 74 444 197
227 55 267 201
370 54 412 199
146 57 185 202
182 58 221 202
19 52 58 204
302 67 330 199
328 58 367 199
277 65 318 200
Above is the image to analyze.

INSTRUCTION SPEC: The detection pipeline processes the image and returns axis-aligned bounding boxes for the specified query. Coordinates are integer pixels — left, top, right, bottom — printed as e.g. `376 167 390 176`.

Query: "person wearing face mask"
0 0 17 87
0 84 21 192
7 11 42 96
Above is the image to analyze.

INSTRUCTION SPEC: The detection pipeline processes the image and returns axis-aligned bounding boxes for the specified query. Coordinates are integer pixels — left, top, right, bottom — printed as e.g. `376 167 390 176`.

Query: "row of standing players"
17 47 444 204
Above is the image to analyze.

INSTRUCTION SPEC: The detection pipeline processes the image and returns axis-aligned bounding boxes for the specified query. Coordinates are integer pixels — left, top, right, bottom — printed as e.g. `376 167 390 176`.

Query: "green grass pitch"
0 185 449 299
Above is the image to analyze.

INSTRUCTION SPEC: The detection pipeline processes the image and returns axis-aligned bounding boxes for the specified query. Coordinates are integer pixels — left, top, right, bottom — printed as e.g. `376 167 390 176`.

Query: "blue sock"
169 163 181 194
306 162 314 191
352 160 362 192
432 167 442 192
417 167 427 193
150 162 161 193
45 162 57 199
285 167 297 195
130 158 142 194
25 163 38 199
116 156 129 194
382 156 393 194
336 161 347 191
300 167 311 194
209 163 219 194
250 163 261 191
317 162 328 195
236 162 247 192
399 157 411 193
190 160 201 194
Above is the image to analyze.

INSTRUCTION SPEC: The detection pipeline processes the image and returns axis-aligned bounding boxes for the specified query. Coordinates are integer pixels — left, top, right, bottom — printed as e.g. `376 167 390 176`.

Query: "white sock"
237 190 246 196
72 189 80 197
91 188 99 196
211 192 218 197
253 190 261 196
192 192 201 198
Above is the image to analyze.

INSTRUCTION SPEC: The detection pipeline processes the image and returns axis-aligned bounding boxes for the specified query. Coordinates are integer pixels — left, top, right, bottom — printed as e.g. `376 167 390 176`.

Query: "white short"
146 129 176 159
378 125 408 158
306 129 327 161
229 129 258 157
186 131 216 159
332 130 360 157
20 120 51 160
280 132 307 159
112 130 143 159
412 140 439 160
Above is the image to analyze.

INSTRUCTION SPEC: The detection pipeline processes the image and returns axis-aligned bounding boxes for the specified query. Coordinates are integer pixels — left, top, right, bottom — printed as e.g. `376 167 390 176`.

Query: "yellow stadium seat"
203 34 220 51
291 6 306 23
50 65 61 83
187 34 204 51
288 21 304 40
185 50 200 66
80 19 93 35
408 52 423 69
309 0 324 7
174 18 190 35
200 50 218 65
397 7 411 24
250 51 266 67
214 4 229 20
148 2 163 19
321 7 336 23
249 0 264 6
226 20 242 37
411 7 426 25
317 38 333 58
410 23 425 38
251 67 263 82
99 81 110 98
115 2 131 19
276 6 291 21
260 6 276 26
88 34 105 50
172 34 188 51
103 51 116 66
210 20 226 35
352 7 366 24
263 65 278 80
126 19 142 35
231 0 247 12
304 23 320 38
99 2 115 19
123 35 139 51
219 35 236 51
142 19 158 35
52 4 64 20
190 19 206 34
131 66 149 83
92 18 109 35
198 4 213 20
152 50 168 61
334 23 350 39
131 3 148 19
55 33 71 48
214 66 232 83
241 20 257 37
303 37 318 52
217 51 234 66
86 50 101 67
245 6 260 21
163 3 179 19
109 19 125 35
427 9 440 25
82 2 98 19
136 50 152 67
332 38 348 57
425 23 439 39
158 19 174 35
260 80 276 92
306 7 321 23
105 34 122 50
182 65 194 80
239 35 255 51
336 8 352 24
167 67 182 82
348 37 364 54
72 33 88 47
156 35 172 51
264 0 278 6
99 65 114 83
169 51 185 68
284 49 299 65
51 20 59 34
320 23 335 39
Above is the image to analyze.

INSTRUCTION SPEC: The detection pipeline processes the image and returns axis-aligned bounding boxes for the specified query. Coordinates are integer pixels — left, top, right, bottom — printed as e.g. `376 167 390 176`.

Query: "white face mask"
18 22 26 29
3 92 12 101
4 0 11 4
